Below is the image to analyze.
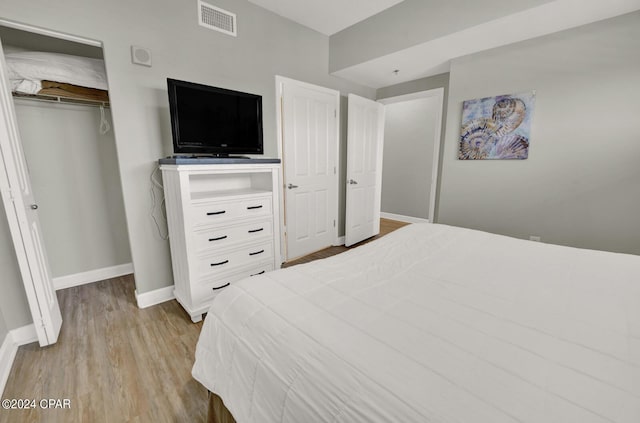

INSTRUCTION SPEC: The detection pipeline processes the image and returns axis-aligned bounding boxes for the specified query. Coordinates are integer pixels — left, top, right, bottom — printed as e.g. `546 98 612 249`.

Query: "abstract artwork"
459 91 535 160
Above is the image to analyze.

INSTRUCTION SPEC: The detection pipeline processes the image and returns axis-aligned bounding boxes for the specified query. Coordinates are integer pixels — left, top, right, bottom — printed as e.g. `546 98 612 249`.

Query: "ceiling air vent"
198 1 237 37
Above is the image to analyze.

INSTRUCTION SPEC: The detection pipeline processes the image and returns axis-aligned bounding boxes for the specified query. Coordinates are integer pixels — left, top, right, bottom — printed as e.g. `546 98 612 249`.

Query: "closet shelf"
12 92 110 108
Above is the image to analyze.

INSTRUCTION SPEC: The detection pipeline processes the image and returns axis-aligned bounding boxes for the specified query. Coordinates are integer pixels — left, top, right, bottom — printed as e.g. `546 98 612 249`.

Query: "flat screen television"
167 78 263 156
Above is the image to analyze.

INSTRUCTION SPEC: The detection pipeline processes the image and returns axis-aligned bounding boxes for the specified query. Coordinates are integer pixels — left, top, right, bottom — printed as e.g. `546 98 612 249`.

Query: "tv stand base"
159 156 281 165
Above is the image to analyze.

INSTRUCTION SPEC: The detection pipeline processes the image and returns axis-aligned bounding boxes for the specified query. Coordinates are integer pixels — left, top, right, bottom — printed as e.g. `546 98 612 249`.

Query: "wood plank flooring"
1 276 206 423
283 218 409 267
1 218 409 423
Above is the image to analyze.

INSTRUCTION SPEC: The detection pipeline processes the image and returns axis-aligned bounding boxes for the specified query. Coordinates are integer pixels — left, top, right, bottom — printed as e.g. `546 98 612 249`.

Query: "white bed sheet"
5 51 108 94
193 223 640 423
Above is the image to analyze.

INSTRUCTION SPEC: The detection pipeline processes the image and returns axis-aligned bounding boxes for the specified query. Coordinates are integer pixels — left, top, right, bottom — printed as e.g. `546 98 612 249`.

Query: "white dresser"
160 160 281 322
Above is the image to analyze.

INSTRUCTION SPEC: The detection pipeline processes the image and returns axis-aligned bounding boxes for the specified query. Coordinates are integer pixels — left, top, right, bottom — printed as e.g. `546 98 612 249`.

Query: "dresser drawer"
193 219 273 252
189 196 272 227
196 240 273 277
193 262 275 306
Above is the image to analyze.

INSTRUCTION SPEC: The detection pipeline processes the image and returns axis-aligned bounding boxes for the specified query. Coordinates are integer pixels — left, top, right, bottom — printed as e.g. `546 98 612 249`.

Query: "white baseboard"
53 263 134 290
380 212 429 224
10 324 37 345
334 236 345 246
135 285 175 309
0 332 15 397
0 324 37 396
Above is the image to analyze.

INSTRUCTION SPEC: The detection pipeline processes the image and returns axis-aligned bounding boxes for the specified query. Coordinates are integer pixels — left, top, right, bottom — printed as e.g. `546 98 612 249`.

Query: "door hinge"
333 166 336 175
334 109 337 118
333 219 336 228
41 319 46 328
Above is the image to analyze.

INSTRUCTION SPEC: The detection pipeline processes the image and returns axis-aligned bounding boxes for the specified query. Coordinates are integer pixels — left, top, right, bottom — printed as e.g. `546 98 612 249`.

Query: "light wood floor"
283 218 409 267
1 276 206 423
1 218 409 423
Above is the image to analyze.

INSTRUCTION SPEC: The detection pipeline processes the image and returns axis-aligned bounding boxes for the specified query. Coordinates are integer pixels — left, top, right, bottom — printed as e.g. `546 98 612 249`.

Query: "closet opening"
0 25 133 295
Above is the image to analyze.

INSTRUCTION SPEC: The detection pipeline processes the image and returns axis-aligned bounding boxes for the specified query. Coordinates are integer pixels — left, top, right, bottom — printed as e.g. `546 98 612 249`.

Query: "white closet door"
281 79 339 260
0 42 62 346
345 94 385 247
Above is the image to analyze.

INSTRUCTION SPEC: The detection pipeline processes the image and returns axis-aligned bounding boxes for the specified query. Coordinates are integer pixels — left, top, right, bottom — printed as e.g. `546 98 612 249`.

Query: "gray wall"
329 0 552 73
377 73 449 102
381 96 440 219
0 0 375 323
15 101 131 277
438 11 640 255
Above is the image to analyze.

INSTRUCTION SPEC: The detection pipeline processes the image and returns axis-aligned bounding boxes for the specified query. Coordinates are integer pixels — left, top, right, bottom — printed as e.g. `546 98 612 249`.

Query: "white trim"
0 19 102 47
0 324 37 396
378 87 445 223
428 89 445 223
275 76 287 262
53 263 134 291
380 212 429 224
334 236 345 246
0 332 16 397
135 285 175 309
10 324 38 345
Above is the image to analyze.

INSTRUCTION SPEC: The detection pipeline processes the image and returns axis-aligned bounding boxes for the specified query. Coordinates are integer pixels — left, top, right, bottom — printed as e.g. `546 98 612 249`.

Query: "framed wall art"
459 91 535 160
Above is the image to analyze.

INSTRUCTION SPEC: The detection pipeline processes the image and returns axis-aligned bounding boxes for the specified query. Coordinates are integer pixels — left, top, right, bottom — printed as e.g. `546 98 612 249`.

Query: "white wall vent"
198 1 237 37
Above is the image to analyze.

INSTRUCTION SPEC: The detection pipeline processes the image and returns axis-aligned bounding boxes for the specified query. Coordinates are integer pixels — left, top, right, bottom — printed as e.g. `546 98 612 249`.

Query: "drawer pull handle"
207 210 226 216
209 235 228 242
210 260 229 267
247 205 263 210
250 270 265 276
248 228 264 233
212 283 230 291
249 249 264 256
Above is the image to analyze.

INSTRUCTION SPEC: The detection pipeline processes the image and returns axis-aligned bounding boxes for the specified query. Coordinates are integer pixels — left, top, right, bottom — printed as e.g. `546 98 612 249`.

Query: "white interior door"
279 78 339 260
345 94 385 247
0 41 62 346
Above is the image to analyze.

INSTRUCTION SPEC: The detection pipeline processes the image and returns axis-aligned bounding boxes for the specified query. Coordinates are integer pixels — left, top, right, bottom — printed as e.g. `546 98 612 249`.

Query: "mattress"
193 223 640 423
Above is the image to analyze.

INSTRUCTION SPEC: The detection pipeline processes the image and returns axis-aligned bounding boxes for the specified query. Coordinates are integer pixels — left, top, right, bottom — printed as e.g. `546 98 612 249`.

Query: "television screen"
167 78 263 155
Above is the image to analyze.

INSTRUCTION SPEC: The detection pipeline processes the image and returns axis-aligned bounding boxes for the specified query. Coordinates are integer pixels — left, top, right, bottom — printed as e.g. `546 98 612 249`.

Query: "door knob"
287 183 299 189
30 204 38 210
348 179 358 185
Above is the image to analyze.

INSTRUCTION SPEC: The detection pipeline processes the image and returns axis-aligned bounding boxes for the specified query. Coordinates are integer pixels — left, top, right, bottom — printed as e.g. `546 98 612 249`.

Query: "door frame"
275 76 341 262
377 88 445 222
0 19 104 346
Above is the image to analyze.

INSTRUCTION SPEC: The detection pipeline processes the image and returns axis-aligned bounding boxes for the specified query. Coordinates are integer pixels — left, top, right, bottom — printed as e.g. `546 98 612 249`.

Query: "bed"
4 50 109 103
193 223 640 423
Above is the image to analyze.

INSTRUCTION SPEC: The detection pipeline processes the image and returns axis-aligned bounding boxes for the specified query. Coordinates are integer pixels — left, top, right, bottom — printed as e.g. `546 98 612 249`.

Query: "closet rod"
12 92 110 108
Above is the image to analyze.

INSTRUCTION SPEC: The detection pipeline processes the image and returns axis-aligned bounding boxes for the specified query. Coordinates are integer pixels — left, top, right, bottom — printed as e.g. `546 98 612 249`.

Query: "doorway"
0 21 131 346
378 88 444 223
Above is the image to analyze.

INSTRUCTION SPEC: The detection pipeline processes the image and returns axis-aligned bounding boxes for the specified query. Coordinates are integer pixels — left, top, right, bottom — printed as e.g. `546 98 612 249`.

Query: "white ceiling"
247 0 404 36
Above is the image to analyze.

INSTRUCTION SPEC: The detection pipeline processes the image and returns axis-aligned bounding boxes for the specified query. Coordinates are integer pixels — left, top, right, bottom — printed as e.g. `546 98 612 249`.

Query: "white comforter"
193 223 640 423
